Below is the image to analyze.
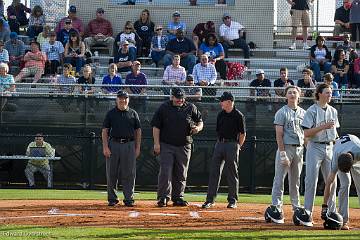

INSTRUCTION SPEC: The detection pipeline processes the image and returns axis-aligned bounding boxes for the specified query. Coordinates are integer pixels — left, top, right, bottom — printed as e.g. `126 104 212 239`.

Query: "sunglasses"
156 28 163 31
97 11 104 14
125 27 132 30
65 22 71 24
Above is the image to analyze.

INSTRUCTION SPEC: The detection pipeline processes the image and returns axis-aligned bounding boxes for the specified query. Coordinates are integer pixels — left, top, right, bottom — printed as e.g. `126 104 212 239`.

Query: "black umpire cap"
117 90 129 98
172 87 185 98
220 91 234 102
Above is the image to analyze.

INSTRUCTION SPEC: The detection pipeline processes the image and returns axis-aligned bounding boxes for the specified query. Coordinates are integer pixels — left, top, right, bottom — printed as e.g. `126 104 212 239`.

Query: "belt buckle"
119 139 126 144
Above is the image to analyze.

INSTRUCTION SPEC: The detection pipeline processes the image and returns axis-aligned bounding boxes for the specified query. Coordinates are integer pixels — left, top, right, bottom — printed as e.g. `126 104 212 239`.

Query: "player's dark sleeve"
238 111 246 134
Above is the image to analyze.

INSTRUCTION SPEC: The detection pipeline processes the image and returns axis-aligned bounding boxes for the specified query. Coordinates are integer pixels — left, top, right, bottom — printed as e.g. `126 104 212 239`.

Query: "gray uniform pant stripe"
337 162 360 223
157 142 191 200
271 146 303 210
24 163 51 188
304 142 337 214
106 141 136 202
206 142 240 203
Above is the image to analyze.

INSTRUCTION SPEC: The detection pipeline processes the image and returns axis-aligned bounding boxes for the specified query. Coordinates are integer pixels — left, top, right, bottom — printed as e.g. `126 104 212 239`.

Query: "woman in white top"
309 35 332 82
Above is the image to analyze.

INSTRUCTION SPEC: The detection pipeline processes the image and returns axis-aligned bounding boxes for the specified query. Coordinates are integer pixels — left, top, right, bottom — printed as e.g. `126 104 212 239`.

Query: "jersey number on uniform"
340 135 351 144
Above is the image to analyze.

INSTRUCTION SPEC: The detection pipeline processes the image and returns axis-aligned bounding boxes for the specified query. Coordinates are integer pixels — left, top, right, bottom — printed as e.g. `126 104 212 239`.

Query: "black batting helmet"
323 212 343 230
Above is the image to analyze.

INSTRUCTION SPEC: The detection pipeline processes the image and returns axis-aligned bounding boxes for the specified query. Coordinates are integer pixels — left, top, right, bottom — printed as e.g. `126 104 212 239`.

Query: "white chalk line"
238 216 264 221
148 213 180 216
0 213 95 220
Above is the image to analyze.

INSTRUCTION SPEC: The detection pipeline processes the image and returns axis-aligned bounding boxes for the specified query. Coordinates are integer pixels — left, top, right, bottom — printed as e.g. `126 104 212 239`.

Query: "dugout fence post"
89 132 97 190
249 136 257 194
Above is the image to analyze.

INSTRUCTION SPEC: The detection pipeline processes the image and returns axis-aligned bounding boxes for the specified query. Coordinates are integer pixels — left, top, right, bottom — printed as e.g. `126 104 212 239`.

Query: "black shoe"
123 200 135 207
202 201 214 209
157 197 168 207
108 199 119 206
227 202 237 209
172 198 189 207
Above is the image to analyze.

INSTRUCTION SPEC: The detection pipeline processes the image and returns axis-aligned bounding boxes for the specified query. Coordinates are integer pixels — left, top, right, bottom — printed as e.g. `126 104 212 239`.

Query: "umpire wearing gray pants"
202 92 246 209
102 90 142 207
152 87 203 207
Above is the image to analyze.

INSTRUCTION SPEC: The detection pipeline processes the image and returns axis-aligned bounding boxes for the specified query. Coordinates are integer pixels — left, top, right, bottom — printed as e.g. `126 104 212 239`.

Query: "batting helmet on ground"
323 212 343 230
264 205 284 224
293 207 313 227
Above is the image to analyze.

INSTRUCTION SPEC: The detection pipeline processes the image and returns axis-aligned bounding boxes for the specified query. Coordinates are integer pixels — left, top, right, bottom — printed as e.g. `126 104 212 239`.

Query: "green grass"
0 225 360 240
0 189 358 208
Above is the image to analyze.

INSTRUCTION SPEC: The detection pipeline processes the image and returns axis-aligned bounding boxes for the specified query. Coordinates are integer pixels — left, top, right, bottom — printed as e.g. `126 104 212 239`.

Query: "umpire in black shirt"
102 90 142 207
152 87 203 207
202 91 246 209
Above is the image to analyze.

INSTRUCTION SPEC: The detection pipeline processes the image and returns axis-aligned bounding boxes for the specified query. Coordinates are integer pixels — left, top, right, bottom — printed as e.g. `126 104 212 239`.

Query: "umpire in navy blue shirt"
102 90 142 207
151 87 203 207
202 91 246 209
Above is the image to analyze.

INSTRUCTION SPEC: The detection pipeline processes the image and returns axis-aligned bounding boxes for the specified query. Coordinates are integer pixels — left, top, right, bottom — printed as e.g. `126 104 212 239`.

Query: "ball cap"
117 90 129 98
223 13 231 19
96 8 104 13
220 91 234 102
10 32 18 39
69 5 77 13
173 11 181 17
256 69 265 75
172 87 185 98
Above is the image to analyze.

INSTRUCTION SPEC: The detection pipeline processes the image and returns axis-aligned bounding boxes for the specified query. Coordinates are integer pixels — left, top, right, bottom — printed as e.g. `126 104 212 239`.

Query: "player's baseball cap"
69 5 77 13
10 32 18 39
172 87 185 99
220 91 234 102
173 11 181 17
256 69 265 75
117 90 129 98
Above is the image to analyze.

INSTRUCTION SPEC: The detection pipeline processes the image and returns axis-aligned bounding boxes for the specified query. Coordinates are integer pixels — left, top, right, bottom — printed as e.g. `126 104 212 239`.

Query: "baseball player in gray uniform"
322 134 360 230
265 86 306 224
301 83 339 227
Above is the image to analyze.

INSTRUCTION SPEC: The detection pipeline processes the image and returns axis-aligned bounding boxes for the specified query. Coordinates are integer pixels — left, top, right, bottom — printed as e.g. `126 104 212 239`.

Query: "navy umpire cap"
117 90 129 98
172 88 185 98
220 91 234 102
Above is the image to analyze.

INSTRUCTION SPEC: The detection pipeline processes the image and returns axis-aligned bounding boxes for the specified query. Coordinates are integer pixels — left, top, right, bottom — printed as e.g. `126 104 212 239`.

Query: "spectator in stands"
163 54 186 93
167 11 186 41
42 31 64 76
7 0 31 34
55 5 84 37
218 0 226 4
125 60 147 95
121 0 136 4
332 49 349 88
189 0 197 6
297 68 316 98
134 9 155 57
0 40 8 63
24 133 55 189
336 34 353 58
114 40 136 73
219 13 250 64
287 0 313 50
183 74 202 101
37 25 51 48
249 69 272 97
84 8 115 57
323 72 340 97
192 21 216 49
115 21 137 59
310 35 332 82
64 31 85 77
274 67 294 97
0 62 15 92
163 29 196 74
4 32 24 73
77 64 96 112
102 63 123 94
57 18 77 47
334 0 351 36
56 63 76 93
0 19 10 42
198 33 227 80
192 54 217 87
354 51 360 88
350 0 360 48
150 25 168 67
27 5 45 40
14 41 46 83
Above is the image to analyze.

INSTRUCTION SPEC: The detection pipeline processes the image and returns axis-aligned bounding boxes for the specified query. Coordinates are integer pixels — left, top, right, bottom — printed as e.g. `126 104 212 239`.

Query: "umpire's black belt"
314 141 335 145
111 137 134 144
218 138 237 143
285 144 301 147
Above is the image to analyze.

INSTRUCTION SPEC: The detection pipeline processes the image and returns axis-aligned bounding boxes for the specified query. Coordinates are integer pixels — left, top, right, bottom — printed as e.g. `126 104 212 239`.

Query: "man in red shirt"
84 8 115 56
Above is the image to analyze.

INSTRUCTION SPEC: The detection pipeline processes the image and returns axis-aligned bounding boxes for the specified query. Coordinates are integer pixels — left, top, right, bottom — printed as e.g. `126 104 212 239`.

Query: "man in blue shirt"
167 11 186 41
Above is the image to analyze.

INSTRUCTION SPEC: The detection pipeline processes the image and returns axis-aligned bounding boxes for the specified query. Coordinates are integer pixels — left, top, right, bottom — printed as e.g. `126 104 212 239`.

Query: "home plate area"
0 200 360 230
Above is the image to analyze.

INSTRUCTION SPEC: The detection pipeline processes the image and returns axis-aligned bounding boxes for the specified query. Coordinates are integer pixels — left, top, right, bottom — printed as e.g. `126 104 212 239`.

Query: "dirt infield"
0 200 360 230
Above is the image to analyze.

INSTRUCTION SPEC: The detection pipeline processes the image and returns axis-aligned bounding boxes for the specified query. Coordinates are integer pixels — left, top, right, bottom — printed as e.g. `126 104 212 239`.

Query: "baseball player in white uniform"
301 83 339 227
266 86 306 224
322 134 360 230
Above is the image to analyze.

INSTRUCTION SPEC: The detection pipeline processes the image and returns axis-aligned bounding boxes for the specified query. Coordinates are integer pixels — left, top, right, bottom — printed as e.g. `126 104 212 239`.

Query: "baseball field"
0 189 359 239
